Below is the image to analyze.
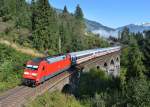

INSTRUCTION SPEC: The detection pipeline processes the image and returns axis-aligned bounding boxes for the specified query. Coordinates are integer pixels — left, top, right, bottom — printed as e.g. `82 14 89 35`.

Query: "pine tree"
32 0 59 51
63 5 68 13
8 0 31 28
32 0 50 50
126 40 145 79
0 0 4 16
135 32 144 47
0 0 14 20
0 0 30 27
74 4 84 20
61 5 69 20
121 27 130 44
143 31 150 72
59 6 72 52
72 4 86 50
31 0 36 31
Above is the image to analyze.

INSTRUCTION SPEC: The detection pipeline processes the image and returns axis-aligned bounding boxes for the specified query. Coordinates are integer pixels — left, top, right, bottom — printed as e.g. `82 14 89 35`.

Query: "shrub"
123 77 150 107
4 27 12 35
2 15 11 22
77 68 120 98
0 44 32 92
27 91 84 107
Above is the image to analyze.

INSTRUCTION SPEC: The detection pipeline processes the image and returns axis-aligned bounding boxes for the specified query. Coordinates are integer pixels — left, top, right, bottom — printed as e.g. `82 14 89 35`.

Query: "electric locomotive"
23 54 71 86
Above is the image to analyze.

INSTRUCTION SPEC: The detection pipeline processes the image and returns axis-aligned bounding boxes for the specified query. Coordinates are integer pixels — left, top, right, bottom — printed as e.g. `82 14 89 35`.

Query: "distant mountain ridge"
55 8 150 38
86 21 150 38
85 19 114 32
85 19 118 38
116 23 150 33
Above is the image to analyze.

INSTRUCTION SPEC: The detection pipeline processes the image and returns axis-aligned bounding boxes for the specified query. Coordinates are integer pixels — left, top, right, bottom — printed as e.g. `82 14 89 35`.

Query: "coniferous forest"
0 0 150 107
0 0 109 53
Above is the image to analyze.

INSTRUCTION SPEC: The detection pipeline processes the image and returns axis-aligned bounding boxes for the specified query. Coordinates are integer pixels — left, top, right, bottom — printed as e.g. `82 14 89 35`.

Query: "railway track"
0 71 74 107
0 86 25 101
0 51 120 107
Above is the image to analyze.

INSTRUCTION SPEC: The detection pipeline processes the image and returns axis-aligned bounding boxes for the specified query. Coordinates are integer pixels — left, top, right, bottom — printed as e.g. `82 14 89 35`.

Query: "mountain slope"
85 19 114 32
85 19 118 38
87 22 150 38
116 23 150 33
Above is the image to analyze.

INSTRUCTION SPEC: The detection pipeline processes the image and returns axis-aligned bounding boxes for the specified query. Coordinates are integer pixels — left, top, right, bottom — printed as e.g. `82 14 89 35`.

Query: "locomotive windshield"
32 58 43 63
26 65 38 70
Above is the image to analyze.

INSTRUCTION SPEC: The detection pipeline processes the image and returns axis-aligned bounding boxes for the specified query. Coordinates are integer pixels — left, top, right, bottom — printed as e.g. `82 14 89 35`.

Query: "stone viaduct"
52 50 121 94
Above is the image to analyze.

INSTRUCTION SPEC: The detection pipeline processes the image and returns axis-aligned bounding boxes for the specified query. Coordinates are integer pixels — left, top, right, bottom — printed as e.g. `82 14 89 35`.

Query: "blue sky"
49 0 150 28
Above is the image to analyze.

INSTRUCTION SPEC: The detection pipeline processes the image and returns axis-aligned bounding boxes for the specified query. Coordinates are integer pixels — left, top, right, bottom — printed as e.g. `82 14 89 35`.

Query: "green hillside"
0 44 32 93
0 0 109 54
27 91 84 107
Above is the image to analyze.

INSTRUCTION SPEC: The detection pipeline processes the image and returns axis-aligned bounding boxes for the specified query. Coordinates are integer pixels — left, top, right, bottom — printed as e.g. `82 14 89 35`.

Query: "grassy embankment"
0 41 44 93
27 91 84 107
0 19 45 93
0 44 33 93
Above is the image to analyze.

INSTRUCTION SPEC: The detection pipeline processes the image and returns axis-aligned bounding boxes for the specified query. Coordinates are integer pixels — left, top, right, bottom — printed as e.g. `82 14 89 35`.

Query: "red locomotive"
23 54 71 86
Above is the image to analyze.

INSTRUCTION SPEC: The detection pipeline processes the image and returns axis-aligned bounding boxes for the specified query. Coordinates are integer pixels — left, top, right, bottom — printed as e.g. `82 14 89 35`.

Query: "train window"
62 56 66 59
77 53 93 59
46 55 66 63
32 58 43 63
71 57 77 64
26 65 38 70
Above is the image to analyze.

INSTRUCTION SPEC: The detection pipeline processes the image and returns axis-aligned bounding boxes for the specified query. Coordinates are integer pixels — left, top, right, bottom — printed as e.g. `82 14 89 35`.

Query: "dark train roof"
32 53 66 63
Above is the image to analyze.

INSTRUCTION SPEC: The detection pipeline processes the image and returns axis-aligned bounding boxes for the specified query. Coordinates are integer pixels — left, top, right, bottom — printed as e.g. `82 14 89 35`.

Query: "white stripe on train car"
70 46 121 64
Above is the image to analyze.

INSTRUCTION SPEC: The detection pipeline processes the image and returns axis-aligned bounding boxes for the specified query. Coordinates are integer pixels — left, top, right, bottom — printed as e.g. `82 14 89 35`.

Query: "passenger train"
22 46 120 86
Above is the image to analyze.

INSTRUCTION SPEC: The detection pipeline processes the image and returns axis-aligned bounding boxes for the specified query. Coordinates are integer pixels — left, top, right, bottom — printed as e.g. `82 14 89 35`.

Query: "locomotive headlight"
32 73 37 76
33 66 38 69
24 72 29 75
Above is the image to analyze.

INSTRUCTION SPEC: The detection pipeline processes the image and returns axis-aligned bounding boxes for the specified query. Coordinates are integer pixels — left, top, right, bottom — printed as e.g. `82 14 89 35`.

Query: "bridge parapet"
80 51 121 77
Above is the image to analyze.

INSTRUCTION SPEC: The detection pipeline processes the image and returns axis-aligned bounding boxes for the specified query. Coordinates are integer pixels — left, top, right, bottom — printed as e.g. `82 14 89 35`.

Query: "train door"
59 55 65 69
37 63 46 82
41 65 46 81
71 56 77 65
65 54 71 66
